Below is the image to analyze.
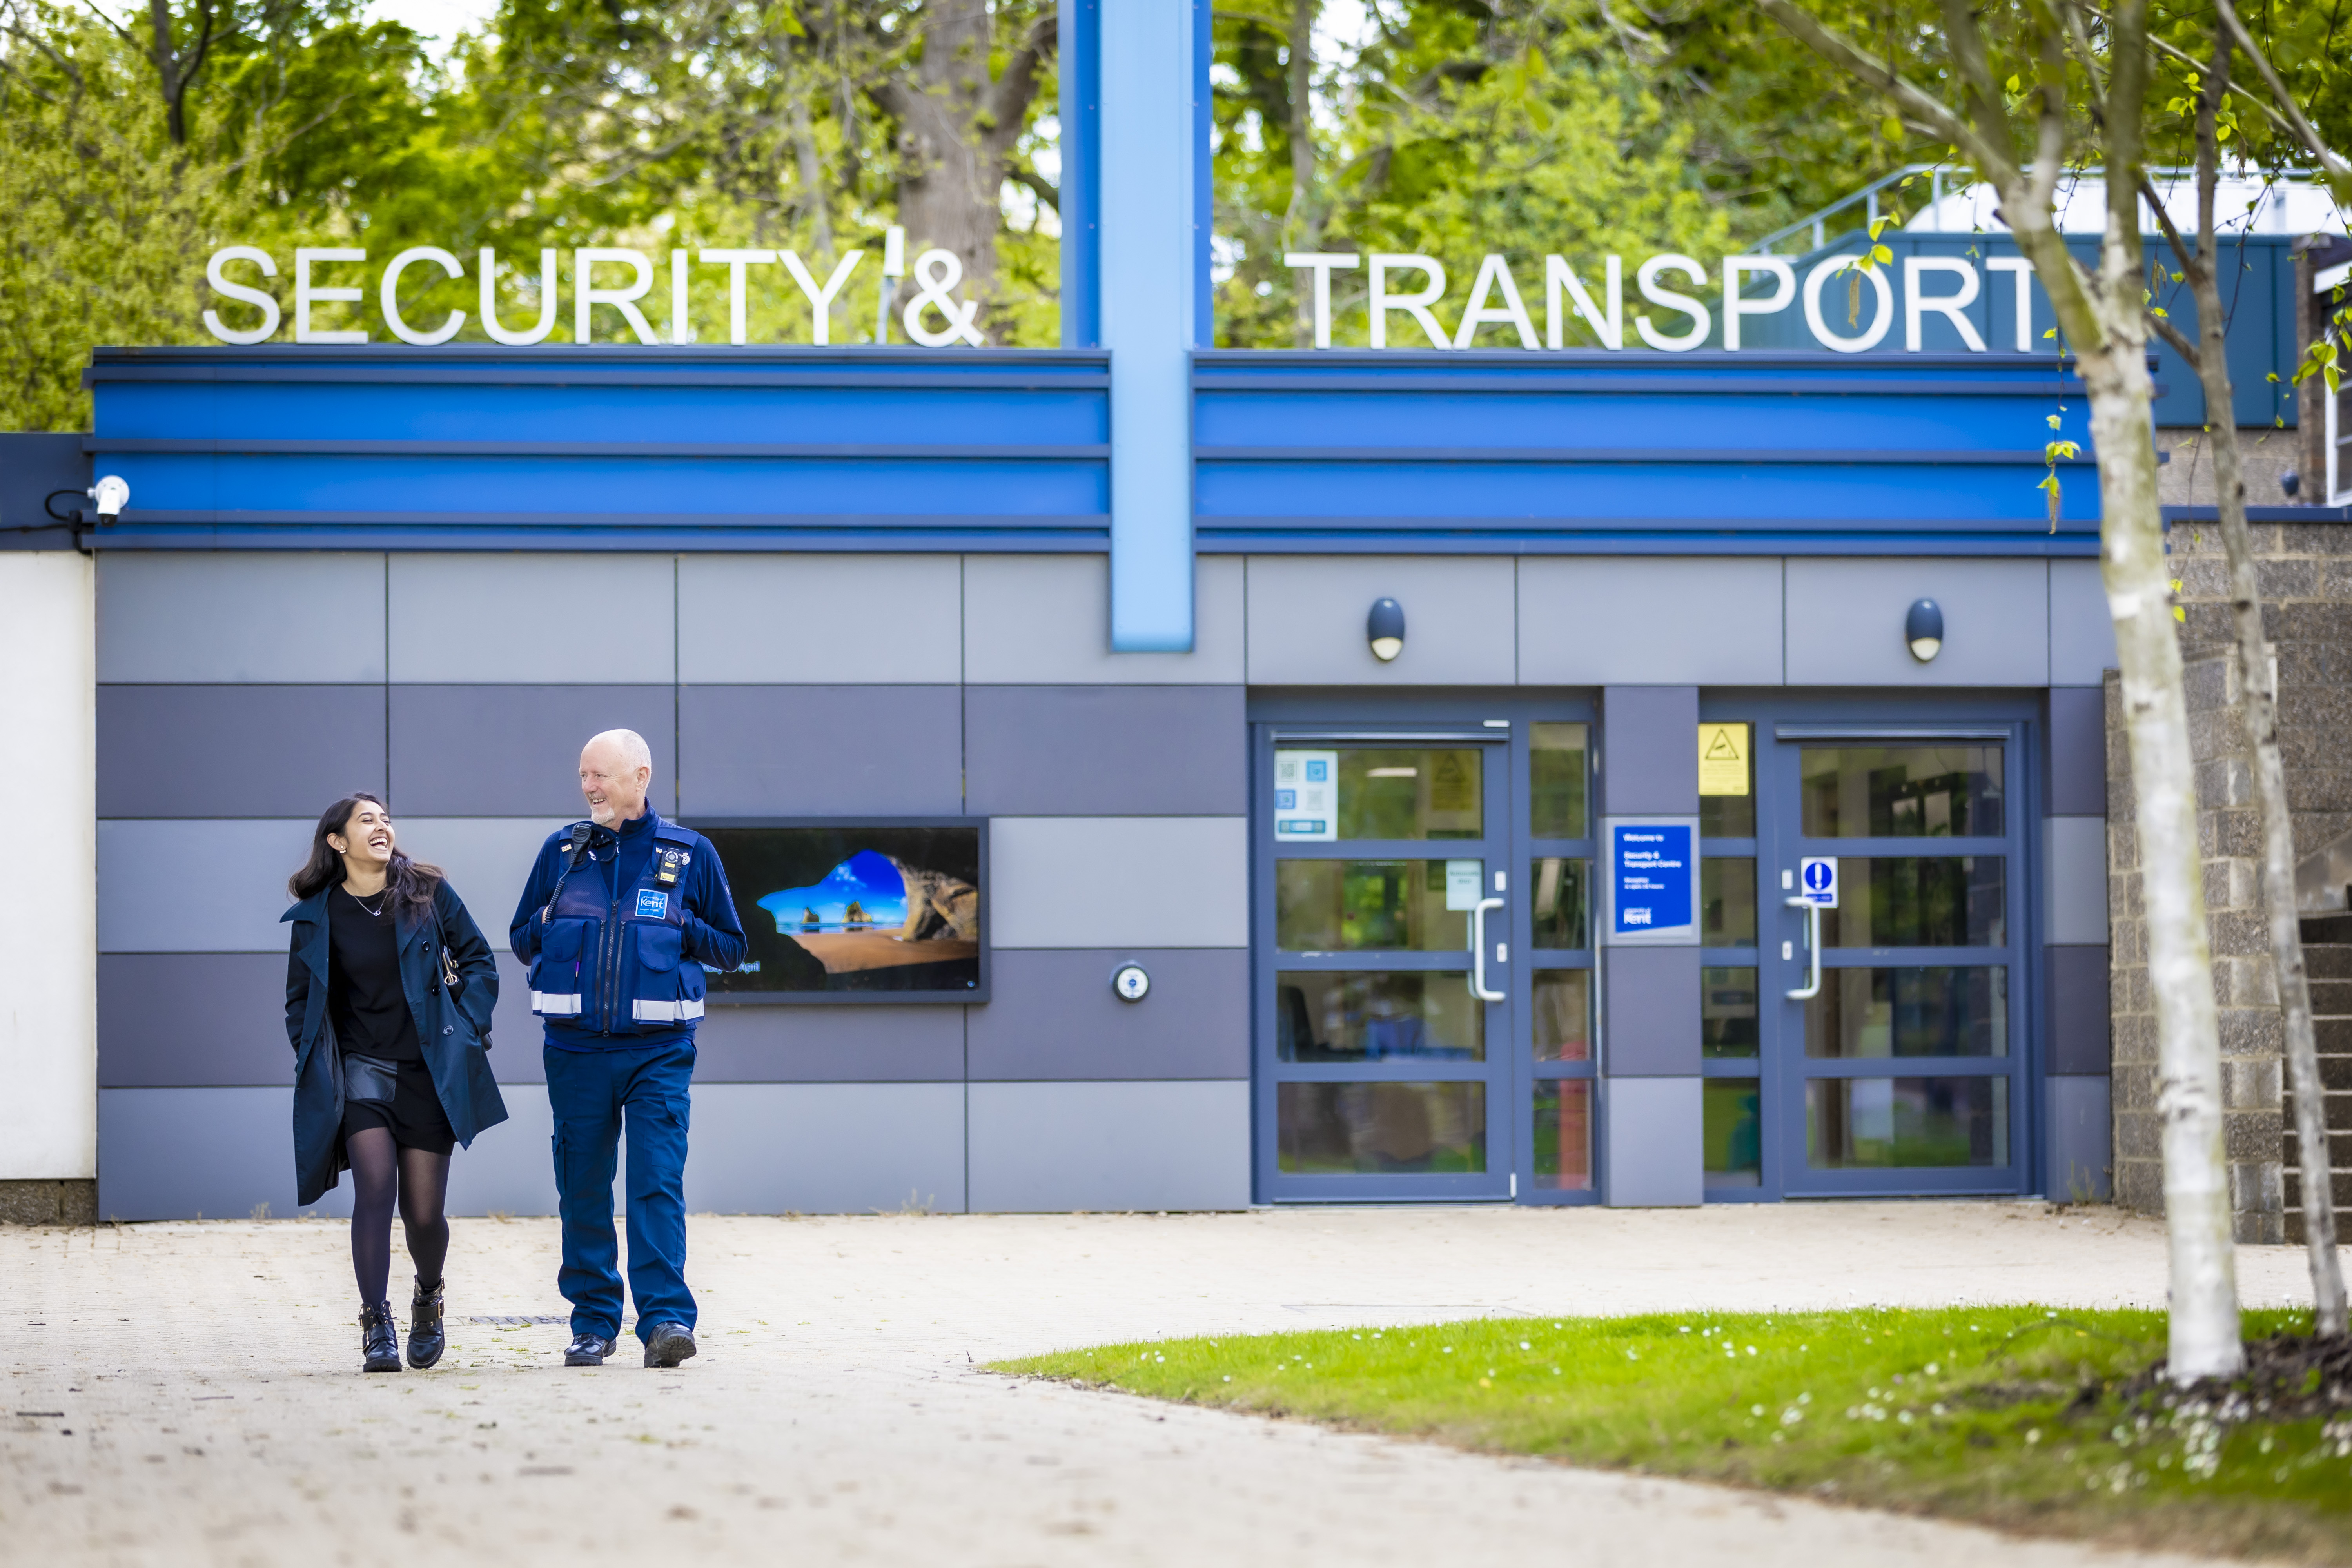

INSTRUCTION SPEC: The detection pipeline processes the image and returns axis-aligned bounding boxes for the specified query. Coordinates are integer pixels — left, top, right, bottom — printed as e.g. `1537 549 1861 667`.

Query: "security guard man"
510 729 745 1368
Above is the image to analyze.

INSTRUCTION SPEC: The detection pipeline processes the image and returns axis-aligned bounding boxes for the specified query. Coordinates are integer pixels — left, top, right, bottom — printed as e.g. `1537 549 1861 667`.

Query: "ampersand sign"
901 249 986 347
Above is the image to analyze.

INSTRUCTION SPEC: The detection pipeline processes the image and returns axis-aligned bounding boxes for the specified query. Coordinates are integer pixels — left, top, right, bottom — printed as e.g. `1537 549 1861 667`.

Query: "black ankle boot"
407 1278 446 1370
359 1302 401 1373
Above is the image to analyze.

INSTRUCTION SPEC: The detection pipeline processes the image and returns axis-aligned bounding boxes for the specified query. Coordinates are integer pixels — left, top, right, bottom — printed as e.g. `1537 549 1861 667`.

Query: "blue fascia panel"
99 452 1107 519
85 523 1109 553
1058 0 1101 349
1196 529 2102 557
95 382 1109 446
1193 461 2101 526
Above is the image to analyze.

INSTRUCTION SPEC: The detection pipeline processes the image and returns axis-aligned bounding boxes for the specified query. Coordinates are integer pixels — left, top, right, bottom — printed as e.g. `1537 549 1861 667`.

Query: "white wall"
0 552 96 1180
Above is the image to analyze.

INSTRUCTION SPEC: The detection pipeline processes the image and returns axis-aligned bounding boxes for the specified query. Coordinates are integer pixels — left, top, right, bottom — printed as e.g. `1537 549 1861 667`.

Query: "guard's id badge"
654 848 688 888
635 889 671 920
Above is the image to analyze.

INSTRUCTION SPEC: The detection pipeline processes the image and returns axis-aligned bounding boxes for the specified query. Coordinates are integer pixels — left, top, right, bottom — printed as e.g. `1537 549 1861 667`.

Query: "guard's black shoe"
643 1323 697 1368
564 1332 617 1367
406 1278 446 1370
359 1302 401 1374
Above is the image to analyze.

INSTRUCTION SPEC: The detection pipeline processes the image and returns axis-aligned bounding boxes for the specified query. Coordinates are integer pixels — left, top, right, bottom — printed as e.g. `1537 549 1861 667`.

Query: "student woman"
285 793 508 1373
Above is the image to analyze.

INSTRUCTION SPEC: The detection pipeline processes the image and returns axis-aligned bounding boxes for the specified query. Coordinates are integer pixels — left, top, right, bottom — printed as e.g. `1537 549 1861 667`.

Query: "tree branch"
2212 0 2352 203
1750 0 2011 179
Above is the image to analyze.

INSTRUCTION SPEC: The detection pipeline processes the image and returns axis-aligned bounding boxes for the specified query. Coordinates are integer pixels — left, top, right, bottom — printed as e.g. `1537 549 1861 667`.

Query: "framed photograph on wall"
688 819 987 1003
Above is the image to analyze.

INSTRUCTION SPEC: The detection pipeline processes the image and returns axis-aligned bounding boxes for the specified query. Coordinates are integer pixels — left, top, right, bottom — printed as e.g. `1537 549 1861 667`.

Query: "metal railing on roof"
1749 164 1951 257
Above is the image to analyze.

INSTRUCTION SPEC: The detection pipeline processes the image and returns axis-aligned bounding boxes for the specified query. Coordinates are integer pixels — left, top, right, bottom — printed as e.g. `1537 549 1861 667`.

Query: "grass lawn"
995 1307 2352 1563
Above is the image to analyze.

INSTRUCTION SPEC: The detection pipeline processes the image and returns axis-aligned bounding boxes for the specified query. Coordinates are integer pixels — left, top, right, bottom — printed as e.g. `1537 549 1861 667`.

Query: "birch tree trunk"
2145 26 2347 1336
1755 0 2244 1380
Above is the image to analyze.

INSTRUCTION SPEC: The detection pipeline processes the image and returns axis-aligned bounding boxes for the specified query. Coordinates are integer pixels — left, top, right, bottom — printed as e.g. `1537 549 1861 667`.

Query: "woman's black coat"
284 878 508 1207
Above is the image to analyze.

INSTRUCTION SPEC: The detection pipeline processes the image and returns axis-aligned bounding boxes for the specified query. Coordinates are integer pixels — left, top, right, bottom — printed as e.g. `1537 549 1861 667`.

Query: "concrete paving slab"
0 1201 2331 1567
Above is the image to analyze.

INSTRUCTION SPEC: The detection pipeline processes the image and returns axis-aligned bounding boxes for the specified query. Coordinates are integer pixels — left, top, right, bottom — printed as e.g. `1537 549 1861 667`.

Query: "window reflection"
1275 971 1483 1062
1806 1077 2009 1168
1702 967 1759 1058
1530 724 1588 839
1532 1080 1592 1190
1800 746 2004 838
1278 1082 1487 1174
1823 857 2005 947
1705 1079 1762 1185
1702 858 1756 946
1530 969 1590 1062
1276 861 1472 951
1332 748 1483 839
1530 858 1590 949
1806 967 2008 1058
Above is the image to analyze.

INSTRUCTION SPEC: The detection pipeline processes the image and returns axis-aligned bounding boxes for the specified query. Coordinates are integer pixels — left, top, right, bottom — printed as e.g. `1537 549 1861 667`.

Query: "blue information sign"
1606 818 1699 946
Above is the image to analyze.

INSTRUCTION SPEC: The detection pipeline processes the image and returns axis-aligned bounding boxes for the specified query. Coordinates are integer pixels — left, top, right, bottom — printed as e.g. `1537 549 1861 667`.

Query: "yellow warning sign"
1698 722 1750 797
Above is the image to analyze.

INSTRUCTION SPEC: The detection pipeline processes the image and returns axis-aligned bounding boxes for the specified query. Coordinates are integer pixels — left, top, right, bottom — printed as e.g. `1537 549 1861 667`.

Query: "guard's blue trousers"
544 1039 696 1343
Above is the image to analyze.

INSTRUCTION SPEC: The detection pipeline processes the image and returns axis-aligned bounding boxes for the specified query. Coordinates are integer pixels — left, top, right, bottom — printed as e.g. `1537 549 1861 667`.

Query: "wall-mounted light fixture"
1905 597 1944 662
89 475 129 520
1367 597 1406 662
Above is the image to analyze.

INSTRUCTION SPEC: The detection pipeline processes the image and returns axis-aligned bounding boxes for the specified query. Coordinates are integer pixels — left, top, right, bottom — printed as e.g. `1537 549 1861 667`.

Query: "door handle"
1470 897 1506 1002
1782 895 1822 1000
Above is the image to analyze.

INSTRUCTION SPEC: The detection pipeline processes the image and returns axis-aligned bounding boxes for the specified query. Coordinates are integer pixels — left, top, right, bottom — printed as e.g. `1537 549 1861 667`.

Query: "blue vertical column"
1093 0 1202 651
1600 686 1704 1206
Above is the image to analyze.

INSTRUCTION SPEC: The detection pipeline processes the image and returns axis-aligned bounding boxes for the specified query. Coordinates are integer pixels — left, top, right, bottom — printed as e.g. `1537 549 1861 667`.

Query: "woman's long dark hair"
288 792 443 915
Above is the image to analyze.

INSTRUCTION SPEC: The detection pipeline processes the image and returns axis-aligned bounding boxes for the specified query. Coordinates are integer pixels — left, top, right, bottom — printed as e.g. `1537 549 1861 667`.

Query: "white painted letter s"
1634 254 1710 351
203 247 279 345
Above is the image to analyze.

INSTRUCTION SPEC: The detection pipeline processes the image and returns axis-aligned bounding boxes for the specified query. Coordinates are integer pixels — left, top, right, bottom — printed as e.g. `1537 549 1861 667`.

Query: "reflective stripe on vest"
532 991 583 1015
630 998 706 1024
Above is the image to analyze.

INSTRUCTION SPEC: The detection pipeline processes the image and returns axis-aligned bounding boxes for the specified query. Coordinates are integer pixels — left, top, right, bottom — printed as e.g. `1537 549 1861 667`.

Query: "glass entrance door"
1255 730 1512 1200
1741 728 2030 1198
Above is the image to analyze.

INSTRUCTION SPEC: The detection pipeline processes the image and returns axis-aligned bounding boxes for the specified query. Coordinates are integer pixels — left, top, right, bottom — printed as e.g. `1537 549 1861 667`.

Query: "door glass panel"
1529 724 1589 838
1806 967 2008 1058
1800 746 2005 838
1317 748 1484 839
1275 971 1484 1061
1824 857 2005 947
1276 861 1474 951
1532 1080 1592 1190
1278 1082 1488 1173
1702 966 1759 1058
1704 1079 1762 1185
1699 722 1754 837
1805 1077 2010 1167
1530 970 1590 1061
1701 858 1756 946
1530 858 1590 948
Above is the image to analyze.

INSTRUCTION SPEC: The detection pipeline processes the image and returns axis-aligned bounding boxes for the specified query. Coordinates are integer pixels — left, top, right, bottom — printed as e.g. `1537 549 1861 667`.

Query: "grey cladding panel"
1601 686 1699 816
100 952 293 1087
2046 1074 2112 1201
388 554 675 683
691 1004 966 1082
963 555 1245 684
2047 687 2108 817
1245 555 1516 686
1784 559 2049 687
98 1088 340 1221
677 686 963 818
1520 558 1783 686
1602 1077 1702 1207
967 949 1250 1080
397 818 575 951
678 555 962 684
1603 946 1701 1076
966 1080 1250 1211
685 1084 967 1214
2049 559 2117 687
99 685 385 818
98 553 386 684
2045 944 2111 1076
388 686 676 817
99 818 314 952
989 817 1250 949
964 687 1247 816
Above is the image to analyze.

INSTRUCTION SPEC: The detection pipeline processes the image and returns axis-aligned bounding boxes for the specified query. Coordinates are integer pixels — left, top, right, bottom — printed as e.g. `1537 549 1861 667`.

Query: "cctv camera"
88 475 129 520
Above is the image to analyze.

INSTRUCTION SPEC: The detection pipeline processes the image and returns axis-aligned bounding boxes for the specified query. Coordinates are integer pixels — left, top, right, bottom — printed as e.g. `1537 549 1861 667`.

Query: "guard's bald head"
579 729 653 826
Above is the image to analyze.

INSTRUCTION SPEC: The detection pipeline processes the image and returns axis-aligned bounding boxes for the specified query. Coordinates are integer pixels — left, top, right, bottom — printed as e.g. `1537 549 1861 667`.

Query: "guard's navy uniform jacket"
510 809 745 1344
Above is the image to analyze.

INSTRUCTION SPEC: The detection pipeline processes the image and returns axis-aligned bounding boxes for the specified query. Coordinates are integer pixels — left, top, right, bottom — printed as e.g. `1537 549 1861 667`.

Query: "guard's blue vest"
528 822 707 1034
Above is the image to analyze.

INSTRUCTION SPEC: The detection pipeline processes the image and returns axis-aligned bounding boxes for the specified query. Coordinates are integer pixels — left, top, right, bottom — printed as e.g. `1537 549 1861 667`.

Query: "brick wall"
2106 519 2352 1241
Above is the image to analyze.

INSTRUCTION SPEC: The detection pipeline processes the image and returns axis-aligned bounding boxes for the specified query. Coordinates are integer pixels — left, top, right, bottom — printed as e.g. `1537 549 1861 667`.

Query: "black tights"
347 1128 451 1306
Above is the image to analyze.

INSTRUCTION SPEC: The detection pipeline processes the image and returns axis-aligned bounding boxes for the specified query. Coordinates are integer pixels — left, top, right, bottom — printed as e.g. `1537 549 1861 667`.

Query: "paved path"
2 1201 2328 1566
